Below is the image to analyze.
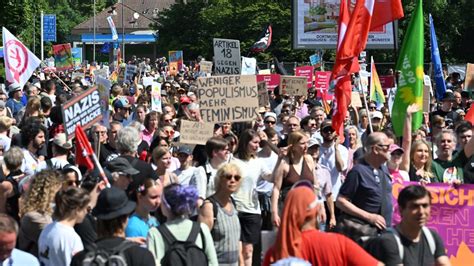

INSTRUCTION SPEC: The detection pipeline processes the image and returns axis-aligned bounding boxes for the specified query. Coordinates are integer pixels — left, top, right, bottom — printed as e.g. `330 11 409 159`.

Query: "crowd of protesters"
0 55 470 266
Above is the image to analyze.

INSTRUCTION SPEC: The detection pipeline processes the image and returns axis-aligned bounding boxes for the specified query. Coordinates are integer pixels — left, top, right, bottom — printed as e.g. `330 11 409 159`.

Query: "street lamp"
93 0 96 63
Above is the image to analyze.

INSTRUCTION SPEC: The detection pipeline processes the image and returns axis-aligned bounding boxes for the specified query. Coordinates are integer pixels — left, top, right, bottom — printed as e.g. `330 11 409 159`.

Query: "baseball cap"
442 91 455 102
53 133 73 149
321 120 333 130
308 138 321 149
106 157 139 176
370 111 383 120
7 84 21 93
389 144 404 154
177 145 193 155
113 98 131 109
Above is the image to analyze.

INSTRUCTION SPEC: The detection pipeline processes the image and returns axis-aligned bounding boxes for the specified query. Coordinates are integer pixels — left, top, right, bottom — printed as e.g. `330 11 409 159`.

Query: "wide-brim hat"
92 187 136 220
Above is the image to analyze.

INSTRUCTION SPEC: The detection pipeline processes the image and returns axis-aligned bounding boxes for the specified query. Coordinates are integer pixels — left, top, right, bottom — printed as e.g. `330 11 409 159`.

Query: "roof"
72 0 176 35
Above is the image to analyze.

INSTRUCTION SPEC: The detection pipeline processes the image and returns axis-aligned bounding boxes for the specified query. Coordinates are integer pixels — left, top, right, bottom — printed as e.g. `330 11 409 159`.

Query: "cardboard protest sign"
151 82 162 113
256 74 280 90
200 61 213 74
241 57 257 75
213 38 241 75
465 63 474 94
179 120 214 145
53 43 74 71
258 81 270 108
169 50 184 72
351 92 362 108
125 65 137 81
196 75 258 123
295 66 314 88
95 77 111 127
392 182 474 262
423 75 432 112
280 76 307 96
62 87 102 140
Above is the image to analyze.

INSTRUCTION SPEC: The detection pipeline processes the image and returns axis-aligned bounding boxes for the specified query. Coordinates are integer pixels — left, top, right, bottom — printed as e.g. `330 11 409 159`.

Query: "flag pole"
91 151 110 188
39 62 72 92
358 74 373 133
40 11 44 62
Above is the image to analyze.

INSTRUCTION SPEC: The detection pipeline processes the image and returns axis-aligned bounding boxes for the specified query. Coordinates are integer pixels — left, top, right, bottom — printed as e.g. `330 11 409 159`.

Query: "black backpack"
81 240 135 266
158 222 208 266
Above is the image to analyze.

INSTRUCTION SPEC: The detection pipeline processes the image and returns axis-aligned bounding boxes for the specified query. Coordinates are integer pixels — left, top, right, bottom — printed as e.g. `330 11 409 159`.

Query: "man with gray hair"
432 128 474 183
0 214 39 265
115 126 157 193
336 132 392 243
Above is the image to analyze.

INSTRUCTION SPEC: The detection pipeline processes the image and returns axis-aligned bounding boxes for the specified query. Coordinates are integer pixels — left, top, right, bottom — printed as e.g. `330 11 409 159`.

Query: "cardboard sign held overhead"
295 66 314 88
200 61 213 74
125 65 137 81
423 75 432 112
213 38 241 75
196 75 258 123
179 120 214 145
258 81 270 108
351 92 363 108
62 87 102 140
280 76 307 96
256 74 280 91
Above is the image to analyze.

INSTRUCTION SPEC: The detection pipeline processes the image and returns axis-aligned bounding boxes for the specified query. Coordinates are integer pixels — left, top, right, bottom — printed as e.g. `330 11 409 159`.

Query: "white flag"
2 27 41 89
241 57 256 75
107 16 118 41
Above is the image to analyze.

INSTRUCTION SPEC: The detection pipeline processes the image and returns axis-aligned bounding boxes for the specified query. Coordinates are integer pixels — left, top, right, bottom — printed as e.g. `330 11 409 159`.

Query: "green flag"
392 0 424 137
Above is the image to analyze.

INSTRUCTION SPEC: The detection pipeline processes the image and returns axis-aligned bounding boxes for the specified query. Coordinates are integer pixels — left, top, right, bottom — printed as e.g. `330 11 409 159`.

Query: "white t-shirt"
256 151 278 194
0 134 11 152
35 157 70 173
319 144 349 199
196 161 218 198
21 148 39 177
232 157 272 214
38 222 83 266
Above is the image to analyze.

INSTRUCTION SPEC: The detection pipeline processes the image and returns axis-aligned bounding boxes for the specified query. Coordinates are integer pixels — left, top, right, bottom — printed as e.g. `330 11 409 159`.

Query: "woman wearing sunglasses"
199 163 242 266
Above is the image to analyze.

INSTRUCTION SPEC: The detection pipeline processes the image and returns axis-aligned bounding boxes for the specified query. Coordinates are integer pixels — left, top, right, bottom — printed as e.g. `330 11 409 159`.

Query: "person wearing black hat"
431 91 459 126
105 157 140 190
71 187 155 266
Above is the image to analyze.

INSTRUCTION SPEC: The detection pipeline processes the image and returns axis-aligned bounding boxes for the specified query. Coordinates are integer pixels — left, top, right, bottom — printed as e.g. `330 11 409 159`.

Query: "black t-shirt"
74 214 97 250
70 237 155 266
121 155 158 192
431 109 459 125
367 228 446 266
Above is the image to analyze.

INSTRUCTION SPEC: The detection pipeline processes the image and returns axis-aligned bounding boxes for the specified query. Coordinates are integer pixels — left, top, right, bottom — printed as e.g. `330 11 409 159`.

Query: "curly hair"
20 170 62 217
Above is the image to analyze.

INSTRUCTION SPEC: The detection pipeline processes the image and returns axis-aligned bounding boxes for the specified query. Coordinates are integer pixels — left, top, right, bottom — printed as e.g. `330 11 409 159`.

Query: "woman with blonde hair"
152 147 177 186
17 170 62 256
199 163 242 266
344 125 362 174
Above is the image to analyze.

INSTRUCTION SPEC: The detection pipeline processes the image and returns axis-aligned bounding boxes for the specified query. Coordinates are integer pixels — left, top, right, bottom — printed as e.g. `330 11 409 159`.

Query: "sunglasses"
376 144 390 150
64 180 80 186
322 127 334 134
223 174 242 181
264 120 276 125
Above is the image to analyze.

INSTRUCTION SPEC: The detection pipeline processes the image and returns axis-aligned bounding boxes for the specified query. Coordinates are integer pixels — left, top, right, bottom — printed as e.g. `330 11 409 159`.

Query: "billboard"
292 0 396 49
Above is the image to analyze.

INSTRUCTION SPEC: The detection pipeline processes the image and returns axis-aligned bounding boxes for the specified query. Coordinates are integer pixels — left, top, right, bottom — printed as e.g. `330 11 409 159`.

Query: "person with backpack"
147 184 217 266
71 186 155 266
366 185 451 266
199 163 242 266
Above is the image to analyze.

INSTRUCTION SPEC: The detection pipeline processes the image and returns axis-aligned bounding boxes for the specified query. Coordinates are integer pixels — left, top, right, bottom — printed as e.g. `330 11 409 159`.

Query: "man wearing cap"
319 120 348 209
387 144 410 183
35 133 72 172
307 138 336 231
71 187 155 266
105 157 140 190
5 84 25 119
112 98 132 126
431 91 459 126
173 145 205 198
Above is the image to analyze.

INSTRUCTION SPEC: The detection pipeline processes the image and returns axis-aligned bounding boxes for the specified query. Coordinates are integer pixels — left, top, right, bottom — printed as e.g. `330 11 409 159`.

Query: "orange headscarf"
270 186 319 262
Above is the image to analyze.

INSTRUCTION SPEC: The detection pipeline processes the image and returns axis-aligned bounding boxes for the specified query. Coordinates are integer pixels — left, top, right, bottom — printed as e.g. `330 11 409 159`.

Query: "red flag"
465 107 474 125
75 124 95 170
371 0 404 30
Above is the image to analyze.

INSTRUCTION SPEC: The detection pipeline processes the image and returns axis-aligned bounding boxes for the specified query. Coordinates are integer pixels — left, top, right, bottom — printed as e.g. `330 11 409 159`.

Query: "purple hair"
163 184 199 217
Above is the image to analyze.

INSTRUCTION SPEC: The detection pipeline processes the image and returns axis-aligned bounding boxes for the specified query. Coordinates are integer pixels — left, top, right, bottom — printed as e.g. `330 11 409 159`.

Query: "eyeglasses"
308 123 317 127
369 106 376 110
322 127 334 134
264 120 276 125
376 144 390 150
223 174 242 181
95 131 107 135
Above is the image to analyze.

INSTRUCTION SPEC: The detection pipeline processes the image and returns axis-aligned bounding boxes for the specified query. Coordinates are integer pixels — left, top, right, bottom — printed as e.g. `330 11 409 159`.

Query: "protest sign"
142 77 154 88
423 75 433 112
379 75 395 89
71 72 85 81
53 43 74 71
95 77 111 126
169 62 178 76
213 38 241 75
295 66 314 88
258 81 270 108
256 74 280 91
351 92 362 108
179 120 214 145
151 82 162 113
258 69 271 75
196 75 258 123
93 68 108 79
309 54 320 67
465 63 474 94
62 87 102 140
200 61 213 74
315 71 331 99
392 182 474 263
280 76 307 96
71 48 82 68
125 65 137 81
169 50 184 72
241 57 257 75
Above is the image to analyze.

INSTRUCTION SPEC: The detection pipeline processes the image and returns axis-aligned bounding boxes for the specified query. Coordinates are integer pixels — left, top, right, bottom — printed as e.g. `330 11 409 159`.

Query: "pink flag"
2 27 41 89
